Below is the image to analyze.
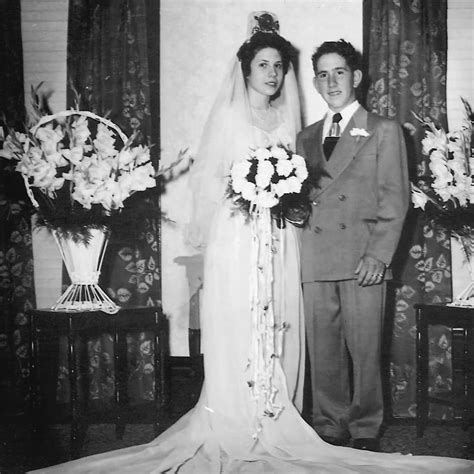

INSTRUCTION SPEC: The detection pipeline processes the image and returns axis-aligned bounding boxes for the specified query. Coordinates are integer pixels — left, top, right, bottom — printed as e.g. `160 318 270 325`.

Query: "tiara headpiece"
247 11 280 37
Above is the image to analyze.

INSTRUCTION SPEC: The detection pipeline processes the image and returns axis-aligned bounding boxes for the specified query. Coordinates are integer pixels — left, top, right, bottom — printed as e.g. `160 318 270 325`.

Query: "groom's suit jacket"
296 105 409 282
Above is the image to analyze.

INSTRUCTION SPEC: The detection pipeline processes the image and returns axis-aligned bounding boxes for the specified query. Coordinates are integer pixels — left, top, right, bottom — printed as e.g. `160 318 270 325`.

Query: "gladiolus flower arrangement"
0 108 157 242
411 98 474 240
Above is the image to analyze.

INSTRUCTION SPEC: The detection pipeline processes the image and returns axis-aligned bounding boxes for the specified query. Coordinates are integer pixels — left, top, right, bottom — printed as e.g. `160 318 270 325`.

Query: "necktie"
323 112 342 160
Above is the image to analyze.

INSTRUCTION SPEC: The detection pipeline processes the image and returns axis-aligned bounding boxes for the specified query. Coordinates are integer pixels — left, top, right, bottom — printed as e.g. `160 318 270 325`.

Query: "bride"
32 12 473 473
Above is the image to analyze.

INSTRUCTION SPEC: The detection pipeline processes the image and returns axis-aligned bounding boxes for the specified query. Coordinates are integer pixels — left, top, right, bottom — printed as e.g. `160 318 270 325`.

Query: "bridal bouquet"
411 97 474 241
0 108 157 242
228 144 311 227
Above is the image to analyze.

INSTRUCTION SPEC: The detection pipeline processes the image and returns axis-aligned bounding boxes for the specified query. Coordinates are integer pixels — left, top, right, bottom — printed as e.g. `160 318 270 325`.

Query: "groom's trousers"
303 279 386 439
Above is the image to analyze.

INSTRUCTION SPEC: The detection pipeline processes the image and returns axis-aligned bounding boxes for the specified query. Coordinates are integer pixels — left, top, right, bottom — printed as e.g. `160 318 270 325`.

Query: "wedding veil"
186 13 302 252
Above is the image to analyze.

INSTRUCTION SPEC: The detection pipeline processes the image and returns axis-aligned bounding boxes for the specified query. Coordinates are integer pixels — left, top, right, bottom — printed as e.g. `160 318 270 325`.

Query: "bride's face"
246 47 283 100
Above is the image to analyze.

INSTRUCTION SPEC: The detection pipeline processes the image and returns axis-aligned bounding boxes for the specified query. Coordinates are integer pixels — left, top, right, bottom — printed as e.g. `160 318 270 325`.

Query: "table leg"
153 314 169 437
67 320 80 459
115 328 126 440
468 328 474 428
451 327 466 425
153 326 161 436
416 308 429 437
29 313 40 439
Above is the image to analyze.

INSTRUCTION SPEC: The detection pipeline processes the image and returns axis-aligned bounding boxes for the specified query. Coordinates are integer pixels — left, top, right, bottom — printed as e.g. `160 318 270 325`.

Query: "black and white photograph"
1 1 474 472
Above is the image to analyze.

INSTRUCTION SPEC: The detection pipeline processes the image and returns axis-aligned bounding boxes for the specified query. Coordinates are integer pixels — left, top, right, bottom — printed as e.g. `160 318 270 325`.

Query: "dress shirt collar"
322 100 360 138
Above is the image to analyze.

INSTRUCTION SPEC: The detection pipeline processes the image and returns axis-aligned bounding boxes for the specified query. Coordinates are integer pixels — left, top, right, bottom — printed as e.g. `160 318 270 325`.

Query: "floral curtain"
58 0 161 404
0 0 36 416
363 0 452 419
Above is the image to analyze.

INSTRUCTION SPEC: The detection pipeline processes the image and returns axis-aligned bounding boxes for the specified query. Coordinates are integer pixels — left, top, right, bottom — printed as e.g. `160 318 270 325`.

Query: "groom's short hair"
311 39 362 76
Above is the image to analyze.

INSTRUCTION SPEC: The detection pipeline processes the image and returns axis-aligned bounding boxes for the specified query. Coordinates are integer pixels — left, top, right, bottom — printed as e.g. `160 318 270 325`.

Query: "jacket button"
338 194 346 201
313 226 322 233
339 223 346 229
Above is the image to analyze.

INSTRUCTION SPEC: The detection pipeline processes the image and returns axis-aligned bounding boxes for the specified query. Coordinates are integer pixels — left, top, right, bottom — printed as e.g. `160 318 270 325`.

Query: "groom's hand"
285 206 310 228
354 255 386 287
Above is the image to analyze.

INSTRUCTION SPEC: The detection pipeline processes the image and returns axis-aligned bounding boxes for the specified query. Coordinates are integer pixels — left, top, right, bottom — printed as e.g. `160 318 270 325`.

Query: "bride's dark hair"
237 32 296 77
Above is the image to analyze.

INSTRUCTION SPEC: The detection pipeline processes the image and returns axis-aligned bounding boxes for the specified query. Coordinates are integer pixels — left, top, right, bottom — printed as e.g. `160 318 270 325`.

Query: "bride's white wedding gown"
31 119 474 473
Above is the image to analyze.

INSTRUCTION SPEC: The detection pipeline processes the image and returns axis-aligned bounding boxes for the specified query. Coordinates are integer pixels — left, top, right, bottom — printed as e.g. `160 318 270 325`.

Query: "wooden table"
29 306 169 459
415 303 474 437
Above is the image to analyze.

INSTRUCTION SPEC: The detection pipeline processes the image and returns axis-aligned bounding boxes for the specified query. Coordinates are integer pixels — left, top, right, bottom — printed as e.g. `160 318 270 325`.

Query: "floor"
1 359 473 473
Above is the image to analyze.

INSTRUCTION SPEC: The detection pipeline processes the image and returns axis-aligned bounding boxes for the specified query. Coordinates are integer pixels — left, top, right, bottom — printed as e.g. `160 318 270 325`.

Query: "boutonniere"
349 127 370 137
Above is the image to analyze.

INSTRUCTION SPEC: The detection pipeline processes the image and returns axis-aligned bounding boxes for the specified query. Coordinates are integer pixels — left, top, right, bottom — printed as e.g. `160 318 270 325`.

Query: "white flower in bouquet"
294 167 308 182
291 154 309 181
421 126 447 156
269 145 289 160
124 161 157 191
255 190 278 208
91 179 121 211
88 158 114 183
286 175 303 194
118 144 148 167
450 181 470 207
231 177 246 194
16 147 65 195
448 156 468 177
429 157 452 192
36 123 64 155
290 153 305 167
276 159 293 177
94 123 118 157
256 160 274 188
273 179 290 197
227 144 312 228
411 184 428 209
241 181 257 202
231 160 252 180
62 146 84 166
252 147 272 161
71 115 91 145
0 132 26 158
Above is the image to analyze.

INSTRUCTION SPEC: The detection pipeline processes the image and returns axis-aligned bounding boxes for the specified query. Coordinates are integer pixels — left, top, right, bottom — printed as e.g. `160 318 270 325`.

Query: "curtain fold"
0 0 36 416
58 0 161 404
363 0 453 419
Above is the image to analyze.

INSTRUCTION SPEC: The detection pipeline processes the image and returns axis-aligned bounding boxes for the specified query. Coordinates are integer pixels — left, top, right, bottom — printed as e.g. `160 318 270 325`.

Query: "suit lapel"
313 107 371 197
302 120 324 167
349 107 373 156
300 121 333 195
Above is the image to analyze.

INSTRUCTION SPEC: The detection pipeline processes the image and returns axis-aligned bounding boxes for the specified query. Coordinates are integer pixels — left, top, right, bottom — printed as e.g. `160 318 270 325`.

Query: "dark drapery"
363 0 453 418
0 0 36 416
58 0 161 404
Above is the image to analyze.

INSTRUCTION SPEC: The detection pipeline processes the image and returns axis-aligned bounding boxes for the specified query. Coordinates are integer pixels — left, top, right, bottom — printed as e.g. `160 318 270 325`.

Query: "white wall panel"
446 0 474 131
21 0 68 115
21 0 69 308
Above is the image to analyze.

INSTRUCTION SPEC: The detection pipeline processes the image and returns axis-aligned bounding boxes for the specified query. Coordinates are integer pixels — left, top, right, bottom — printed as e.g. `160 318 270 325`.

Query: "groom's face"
313 52 362 113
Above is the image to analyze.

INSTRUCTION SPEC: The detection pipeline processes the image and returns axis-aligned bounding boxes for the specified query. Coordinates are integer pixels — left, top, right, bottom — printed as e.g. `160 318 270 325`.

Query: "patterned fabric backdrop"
363 0 453 419
59 0 161 405
0 0 35 416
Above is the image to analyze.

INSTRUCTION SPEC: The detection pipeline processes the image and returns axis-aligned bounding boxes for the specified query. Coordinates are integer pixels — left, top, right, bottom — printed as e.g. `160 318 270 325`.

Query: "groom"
296 39 409 451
